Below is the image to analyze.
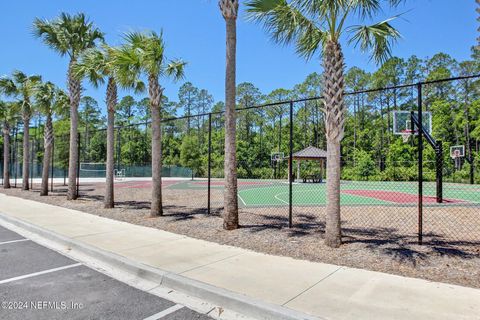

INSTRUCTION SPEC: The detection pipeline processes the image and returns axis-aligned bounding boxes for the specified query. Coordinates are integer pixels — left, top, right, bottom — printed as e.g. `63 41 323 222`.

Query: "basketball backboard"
393 111 432 136
450 145 465 159
271 152 285 162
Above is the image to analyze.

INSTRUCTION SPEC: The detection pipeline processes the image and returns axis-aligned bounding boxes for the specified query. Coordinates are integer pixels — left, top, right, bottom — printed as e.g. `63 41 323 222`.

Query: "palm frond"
32 17 69 56
246 0 321 49
348 17 401 64
12 70 28 84
34 81 57 115
295 22 326 59
109 45 143 90
0 77 17 96
350 0 381 19
132 80 146 94
32 12 104 58
73 48 107 87
165 60 187 82
295 0 341 19
143 31 166 76
53 88 69 116
122 31 148 49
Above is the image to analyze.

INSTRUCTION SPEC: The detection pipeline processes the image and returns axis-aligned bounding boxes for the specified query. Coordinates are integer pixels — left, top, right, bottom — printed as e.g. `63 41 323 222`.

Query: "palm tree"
35 82 68 196
33 13 104 200
119 31 186 216
246 0 402 247
0 101 17 189
73 45 144 208
219 0 240 230
0 71 41 190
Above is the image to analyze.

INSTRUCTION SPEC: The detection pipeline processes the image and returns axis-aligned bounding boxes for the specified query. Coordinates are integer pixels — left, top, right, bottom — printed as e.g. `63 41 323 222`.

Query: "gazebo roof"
292 146 327 159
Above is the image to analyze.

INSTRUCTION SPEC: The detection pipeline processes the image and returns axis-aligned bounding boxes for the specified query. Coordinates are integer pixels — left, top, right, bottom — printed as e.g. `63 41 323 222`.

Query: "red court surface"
342 189 465 204
192 181 272 186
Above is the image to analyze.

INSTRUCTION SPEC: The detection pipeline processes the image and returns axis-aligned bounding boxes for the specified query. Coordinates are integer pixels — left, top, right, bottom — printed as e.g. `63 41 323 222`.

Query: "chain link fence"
1 75 479 246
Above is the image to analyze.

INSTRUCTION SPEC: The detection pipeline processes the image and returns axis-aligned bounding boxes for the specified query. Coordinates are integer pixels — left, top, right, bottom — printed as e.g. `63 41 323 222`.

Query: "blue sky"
0 0 477 114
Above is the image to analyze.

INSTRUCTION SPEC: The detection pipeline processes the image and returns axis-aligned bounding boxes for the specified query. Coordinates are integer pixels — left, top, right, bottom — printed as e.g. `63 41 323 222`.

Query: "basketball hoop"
451 149 461 159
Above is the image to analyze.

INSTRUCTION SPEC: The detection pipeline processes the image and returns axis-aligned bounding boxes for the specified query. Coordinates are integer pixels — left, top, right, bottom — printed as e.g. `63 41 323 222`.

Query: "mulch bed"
1 181 479 289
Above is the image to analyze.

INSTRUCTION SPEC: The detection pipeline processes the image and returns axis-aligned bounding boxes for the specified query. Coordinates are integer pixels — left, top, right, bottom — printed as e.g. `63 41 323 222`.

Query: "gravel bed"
1 181 479 289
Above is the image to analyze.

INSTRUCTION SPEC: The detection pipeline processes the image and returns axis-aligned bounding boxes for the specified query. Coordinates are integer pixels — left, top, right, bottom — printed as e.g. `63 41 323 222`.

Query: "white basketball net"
401 131 412 143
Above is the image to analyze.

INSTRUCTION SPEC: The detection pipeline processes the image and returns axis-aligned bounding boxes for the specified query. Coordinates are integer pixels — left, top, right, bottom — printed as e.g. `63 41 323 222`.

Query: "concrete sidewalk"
0 192 479 320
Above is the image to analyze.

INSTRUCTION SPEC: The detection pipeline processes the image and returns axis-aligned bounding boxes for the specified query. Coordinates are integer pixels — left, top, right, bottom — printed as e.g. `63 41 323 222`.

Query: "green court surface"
168 179 480 207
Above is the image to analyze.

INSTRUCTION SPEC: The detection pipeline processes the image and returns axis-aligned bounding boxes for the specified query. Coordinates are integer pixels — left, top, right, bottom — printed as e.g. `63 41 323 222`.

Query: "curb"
0 212 321 320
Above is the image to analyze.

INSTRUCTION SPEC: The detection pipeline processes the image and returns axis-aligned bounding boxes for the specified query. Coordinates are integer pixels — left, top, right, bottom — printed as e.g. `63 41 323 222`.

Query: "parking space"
0 227 24 242
0 225 213 320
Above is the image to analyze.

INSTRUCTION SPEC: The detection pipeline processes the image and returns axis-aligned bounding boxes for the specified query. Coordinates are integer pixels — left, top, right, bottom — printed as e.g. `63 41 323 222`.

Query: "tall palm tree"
73 45 144 208
219 0 240 230
246 0 402 247
119 31 186 216
33 13 104 200
0 101 20 189
35 82 68 196
0 71 41 190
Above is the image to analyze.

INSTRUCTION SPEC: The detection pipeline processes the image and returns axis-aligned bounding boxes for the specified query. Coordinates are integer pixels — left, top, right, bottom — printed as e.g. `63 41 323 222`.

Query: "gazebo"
288 146 327 182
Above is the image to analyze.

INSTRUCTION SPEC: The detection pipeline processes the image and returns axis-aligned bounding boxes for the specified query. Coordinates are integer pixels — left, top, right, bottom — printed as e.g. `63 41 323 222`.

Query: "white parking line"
0 263 82 285
143 304 184 319
0 239 29 245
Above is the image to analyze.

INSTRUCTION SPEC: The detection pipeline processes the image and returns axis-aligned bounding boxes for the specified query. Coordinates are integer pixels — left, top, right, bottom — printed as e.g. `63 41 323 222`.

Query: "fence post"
417 83 423 245
288 101 293 228
76 132 80 198
436 140 443 203
117 127 122 170
0 135 3 186
63 133 67 186
14 124 18 188
207 113 212 215
144 121 148 165
469 142 475 184
30 137 34 190
51 137 54 192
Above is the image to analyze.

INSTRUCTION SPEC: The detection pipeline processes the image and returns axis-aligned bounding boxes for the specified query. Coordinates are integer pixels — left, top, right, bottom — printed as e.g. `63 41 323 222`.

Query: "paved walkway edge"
0 212 321 320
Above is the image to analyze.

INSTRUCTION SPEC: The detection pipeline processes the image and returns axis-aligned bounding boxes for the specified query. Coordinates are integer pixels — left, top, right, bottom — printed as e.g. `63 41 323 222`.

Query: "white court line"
0 263 82 285
143 304 184 320
237 193 247 206
273 193 289 205
237 184 285 206
0 239 29 245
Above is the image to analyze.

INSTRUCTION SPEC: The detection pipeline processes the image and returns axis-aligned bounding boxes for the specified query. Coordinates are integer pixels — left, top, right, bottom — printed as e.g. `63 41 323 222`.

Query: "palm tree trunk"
105 77 117 208
67 59 81 200
150 75 163 216
3 122 11 189
40 114 53 196
223 16 239 230
323 40 345 248
22 112 30 190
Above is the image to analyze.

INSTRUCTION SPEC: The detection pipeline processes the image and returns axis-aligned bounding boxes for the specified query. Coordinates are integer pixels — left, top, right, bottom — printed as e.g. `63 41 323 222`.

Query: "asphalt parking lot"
0 225 213 320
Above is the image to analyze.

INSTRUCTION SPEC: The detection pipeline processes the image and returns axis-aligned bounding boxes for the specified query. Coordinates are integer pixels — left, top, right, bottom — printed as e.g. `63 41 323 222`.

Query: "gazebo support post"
320 159 324 182
297 160 301 181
